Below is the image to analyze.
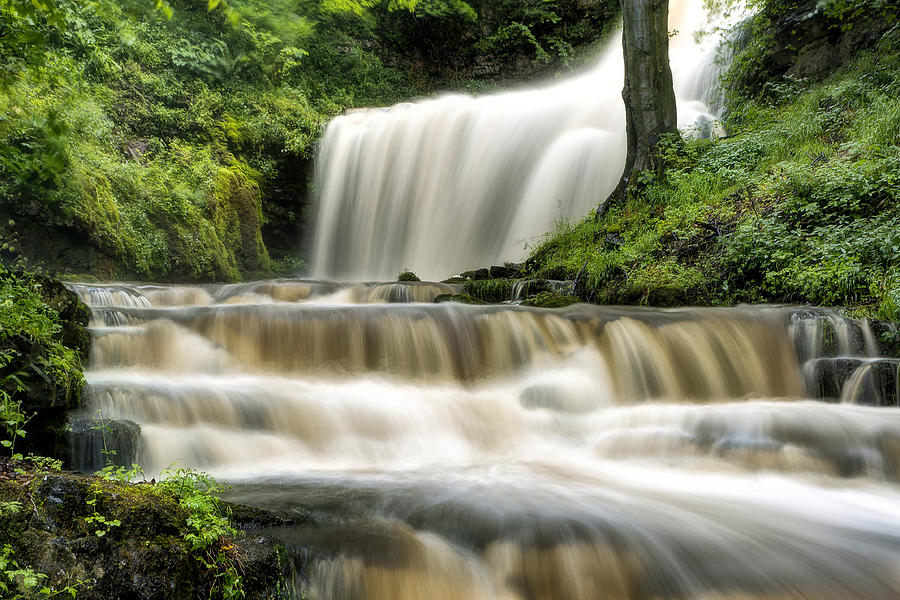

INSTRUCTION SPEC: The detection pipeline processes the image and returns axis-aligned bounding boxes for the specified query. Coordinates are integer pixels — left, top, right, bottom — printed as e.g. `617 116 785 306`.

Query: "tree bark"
598 0 678 219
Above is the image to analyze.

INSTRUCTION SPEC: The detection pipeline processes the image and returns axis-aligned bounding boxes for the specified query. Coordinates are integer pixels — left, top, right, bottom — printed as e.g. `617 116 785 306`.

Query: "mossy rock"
397 270 420 282
1 271 91 459
521 292 581 308
0 467 291 600
434 293 487 305
460 268 491 280
463 278 514 303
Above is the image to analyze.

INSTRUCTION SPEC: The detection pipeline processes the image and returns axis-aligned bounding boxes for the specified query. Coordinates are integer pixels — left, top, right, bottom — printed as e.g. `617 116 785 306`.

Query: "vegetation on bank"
0 0 614 281
0 269 290 599
525 0 900 319
0 458 290 599
1 266 89 459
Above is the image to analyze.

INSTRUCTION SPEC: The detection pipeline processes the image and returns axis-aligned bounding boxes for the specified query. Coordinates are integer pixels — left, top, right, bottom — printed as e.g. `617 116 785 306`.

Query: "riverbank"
522 1 900 320
0 456 295 599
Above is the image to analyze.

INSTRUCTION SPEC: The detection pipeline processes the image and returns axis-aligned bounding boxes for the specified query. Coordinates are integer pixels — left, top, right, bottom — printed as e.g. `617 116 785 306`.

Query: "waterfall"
310 0 727 281
67 280 900 599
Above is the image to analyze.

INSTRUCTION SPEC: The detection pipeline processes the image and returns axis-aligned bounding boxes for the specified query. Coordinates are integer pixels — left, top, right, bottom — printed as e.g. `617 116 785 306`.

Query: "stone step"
803 358 899 406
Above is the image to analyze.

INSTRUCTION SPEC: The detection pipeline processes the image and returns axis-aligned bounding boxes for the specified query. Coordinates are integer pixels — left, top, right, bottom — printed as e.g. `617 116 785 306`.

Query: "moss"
434 293 487 305
521 292 581 308
463 278 514 303
0 464 290 600
397 270 420 282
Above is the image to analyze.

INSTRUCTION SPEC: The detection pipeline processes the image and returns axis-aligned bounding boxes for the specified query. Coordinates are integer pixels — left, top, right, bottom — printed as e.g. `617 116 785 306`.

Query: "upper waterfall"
310 0 726 281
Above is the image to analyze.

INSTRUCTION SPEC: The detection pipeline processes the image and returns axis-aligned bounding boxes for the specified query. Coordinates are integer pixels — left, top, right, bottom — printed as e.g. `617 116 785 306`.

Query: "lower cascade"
67 280 900 600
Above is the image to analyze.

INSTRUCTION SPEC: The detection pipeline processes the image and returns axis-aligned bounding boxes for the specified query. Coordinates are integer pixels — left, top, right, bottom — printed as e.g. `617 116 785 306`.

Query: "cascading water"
67 279 900 599
310 0 727 281
61 1 900 597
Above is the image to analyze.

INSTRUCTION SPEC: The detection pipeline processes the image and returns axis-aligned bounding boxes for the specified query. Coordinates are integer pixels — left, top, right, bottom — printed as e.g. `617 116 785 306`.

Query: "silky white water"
310 0 727 281
68 280 900 599
64 2 900 595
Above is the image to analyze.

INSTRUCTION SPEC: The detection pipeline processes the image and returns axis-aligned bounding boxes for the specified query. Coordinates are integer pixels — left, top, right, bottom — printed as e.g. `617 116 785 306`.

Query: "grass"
525 19 900 318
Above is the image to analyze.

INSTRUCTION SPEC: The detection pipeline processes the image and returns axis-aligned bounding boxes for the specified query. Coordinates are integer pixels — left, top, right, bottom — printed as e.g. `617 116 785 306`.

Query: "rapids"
67 280 900 600
62 1 900 597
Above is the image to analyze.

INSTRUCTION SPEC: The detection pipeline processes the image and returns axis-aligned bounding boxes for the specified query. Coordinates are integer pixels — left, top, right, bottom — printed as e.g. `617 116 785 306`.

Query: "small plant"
95 463 145 483
84 487 122 539
0 501 22 517
25 455 63 473
156 467 245 599
0 393 29 462
90 409 117 467
0 544 81 599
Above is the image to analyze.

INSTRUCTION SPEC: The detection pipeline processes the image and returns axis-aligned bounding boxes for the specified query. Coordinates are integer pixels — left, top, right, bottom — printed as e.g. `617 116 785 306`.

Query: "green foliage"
1 267 84 457
464 278 514 303
0 501 22 517
1 0 617 280
378 0 616 78
527 22 900 314
156 467 244 599
25 455 63 473
0 543 81 599
397 270 420 281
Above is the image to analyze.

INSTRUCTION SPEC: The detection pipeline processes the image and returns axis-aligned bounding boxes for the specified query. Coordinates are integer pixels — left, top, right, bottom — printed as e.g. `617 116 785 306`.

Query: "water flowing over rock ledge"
48 276 900 599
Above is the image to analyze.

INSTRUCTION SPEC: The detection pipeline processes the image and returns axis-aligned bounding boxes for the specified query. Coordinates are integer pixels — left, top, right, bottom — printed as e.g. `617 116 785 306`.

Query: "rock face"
734 1 896 92
0 464 291 600
793 311 900 407
68 418 142 472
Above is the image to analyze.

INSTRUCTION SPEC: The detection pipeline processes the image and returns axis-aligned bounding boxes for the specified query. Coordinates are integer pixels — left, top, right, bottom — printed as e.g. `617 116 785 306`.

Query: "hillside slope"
0 0 615 281
525 0 900 320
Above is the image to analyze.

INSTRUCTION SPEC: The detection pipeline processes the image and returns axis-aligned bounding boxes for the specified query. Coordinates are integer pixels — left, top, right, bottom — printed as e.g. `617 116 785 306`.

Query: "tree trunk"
598 0 678 218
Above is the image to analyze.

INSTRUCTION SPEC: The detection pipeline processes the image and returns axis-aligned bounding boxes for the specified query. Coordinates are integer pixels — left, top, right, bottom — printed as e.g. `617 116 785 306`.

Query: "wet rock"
804 358 864 400
870 319 900 357
840 360 899 407
461 268 491 280
489 264 522 279
804 358 899 406
228 503 304 530
1 470 292 600
68 417 142 472
36 474 89 527
512 279 575 301
397 270 420 282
